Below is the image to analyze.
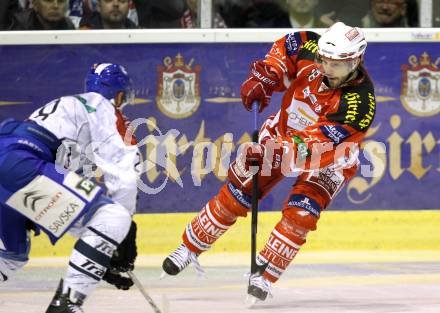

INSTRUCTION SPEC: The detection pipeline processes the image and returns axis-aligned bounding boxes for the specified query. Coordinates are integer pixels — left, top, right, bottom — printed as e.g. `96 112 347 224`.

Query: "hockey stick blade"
127 271 163 313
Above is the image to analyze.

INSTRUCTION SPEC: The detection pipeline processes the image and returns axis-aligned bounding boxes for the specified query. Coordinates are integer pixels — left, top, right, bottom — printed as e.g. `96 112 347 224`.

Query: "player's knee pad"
87 203 132 243
218 182 251 217
67 204 131 284
283 193 322 234
183 185 245 254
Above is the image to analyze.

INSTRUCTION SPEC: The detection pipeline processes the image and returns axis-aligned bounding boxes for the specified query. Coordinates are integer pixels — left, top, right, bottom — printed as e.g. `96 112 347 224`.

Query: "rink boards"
29 210 440 258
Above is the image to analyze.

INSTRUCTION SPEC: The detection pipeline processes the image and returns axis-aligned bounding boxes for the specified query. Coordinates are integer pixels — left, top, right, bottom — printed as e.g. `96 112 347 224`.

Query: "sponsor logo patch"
320 125 350 144
287 194 321 217
308 167 345 198
64 172 100 202
227 182 251 209
6 175 86 238
285 33 302 56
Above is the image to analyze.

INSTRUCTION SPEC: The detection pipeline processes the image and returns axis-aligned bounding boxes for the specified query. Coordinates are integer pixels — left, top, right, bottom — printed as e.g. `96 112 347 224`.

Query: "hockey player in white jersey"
0 63 139 313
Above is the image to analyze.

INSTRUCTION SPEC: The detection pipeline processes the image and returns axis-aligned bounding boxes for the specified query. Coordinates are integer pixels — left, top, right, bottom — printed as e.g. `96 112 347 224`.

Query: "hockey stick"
250 102 259 275
127 271 162 313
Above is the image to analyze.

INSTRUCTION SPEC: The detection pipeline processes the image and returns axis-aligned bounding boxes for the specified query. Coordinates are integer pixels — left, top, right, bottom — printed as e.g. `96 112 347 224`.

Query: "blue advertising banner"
0 41 439 213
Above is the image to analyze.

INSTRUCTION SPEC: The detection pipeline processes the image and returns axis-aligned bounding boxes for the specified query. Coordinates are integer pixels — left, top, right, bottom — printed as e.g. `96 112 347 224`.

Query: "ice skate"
245 272 272 306
46 279 86 313
161 244 204 278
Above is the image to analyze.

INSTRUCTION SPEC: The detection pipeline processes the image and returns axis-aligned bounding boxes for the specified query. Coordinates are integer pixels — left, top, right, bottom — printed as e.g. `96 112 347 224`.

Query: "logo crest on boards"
156 53 201 119
401 52 440 117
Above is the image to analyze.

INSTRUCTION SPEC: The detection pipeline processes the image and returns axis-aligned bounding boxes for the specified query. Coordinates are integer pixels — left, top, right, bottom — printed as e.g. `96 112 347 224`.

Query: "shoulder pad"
70 94 97 113
285 31 319 58
327 79 376 132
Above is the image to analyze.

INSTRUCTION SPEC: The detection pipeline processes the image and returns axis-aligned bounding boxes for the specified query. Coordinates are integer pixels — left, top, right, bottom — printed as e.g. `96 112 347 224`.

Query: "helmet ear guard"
85 63 134 107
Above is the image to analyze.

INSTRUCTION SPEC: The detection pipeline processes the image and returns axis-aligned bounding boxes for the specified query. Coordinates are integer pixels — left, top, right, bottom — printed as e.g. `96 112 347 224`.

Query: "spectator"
232 0 287 28
79 0 137 29
361 0 417 27
68 0 138 29
181 0 227 28
278 0 326 28
9 0 75 30
0 0 20 30
133 0 186 28
317 0 368 27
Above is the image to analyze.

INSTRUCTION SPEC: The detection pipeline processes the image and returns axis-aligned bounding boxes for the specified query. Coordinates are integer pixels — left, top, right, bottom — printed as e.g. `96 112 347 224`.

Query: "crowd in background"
0 0 421 31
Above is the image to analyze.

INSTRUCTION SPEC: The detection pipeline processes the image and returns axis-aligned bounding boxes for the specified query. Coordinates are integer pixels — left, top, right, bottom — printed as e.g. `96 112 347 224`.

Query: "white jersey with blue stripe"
28 92 138 214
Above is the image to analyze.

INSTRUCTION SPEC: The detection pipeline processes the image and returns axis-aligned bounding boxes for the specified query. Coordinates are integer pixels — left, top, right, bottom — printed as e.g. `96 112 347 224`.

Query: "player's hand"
242 142 265 165
228 142 265 190
240 60 279 113
102 270 133 290
109 221 137 272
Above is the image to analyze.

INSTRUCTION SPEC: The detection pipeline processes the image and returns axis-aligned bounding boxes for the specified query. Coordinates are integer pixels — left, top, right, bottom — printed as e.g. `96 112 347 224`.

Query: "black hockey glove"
109 220 137 272
102 270 133 290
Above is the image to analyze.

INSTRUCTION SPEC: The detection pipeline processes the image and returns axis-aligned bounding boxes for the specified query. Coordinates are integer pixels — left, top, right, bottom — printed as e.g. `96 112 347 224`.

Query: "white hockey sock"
64 203 131 296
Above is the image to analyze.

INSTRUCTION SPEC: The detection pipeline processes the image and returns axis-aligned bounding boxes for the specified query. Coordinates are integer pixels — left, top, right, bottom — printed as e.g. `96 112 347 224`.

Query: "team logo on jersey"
156 53 201 119
302 86 321 112
401 52 440 117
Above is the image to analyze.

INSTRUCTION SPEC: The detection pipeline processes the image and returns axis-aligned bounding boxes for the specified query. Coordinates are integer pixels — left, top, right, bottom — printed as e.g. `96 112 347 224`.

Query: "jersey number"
34 99 60 120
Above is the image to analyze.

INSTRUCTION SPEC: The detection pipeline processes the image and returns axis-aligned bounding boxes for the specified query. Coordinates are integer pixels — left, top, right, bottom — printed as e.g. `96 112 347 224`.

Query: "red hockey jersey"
260 31 376 171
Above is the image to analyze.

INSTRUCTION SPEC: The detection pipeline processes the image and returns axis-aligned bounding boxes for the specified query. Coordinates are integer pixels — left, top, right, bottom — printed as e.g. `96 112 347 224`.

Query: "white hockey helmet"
317 22 367 60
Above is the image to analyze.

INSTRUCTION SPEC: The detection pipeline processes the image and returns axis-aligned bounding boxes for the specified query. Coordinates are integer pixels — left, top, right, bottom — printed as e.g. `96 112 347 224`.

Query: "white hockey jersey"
29 92 139 214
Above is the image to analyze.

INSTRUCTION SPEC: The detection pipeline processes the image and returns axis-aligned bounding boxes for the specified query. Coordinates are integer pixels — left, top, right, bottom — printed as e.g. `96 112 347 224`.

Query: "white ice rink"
2 254 440 313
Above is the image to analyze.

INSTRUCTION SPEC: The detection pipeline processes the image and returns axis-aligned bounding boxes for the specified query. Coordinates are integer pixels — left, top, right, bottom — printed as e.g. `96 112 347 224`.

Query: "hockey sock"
64 204 131 296
183 196 238 254
257 218 306 283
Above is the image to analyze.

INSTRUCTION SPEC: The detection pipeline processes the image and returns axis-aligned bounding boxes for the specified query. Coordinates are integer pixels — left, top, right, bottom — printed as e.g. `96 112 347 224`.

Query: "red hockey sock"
183 196 238 254
257 218 306 283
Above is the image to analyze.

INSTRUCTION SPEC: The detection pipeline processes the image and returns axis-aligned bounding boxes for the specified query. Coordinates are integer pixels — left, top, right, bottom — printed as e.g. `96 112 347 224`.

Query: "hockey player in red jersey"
162 22 376 302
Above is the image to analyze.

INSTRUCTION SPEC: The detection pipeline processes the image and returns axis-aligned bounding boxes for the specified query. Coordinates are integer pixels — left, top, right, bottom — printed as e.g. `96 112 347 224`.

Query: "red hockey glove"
228 142 265 190
240 60 279 113
228 137 305 197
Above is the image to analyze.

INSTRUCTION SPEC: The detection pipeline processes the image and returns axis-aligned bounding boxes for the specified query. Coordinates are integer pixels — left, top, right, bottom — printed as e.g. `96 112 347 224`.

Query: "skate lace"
169 244 205 276
249 274 273 297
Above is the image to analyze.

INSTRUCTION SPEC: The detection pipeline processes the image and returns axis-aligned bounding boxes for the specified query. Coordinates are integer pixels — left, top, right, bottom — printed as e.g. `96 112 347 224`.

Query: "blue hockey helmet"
85 63 134 107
